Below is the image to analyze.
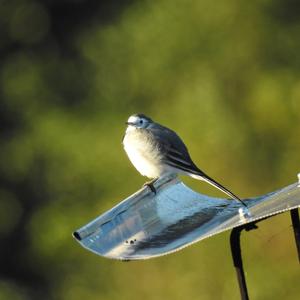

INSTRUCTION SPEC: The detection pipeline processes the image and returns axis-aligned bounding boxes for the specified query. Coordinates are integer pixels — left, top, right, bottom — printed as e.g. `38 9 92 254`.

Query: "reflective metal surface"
73 174 300 260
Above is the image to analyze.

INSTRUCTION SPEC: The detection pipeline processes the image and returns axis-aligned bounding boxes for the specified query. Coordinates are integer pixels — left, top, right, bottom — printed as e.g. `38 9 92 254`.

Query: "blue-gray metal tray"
73 174 300 260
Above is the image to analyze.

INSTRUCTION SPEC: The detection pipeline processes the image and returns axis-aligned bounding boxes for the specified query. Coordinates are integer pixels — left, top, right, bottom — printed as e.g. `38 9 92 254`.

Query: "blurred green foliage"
0 0 300 299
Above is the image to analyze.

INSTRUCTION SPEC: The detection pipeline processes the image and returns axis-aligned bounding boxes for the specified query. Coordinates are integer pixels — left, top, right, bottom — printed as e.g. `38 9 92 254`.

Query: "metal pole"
230 226 249 300
290 208 300 263
230 223 258 300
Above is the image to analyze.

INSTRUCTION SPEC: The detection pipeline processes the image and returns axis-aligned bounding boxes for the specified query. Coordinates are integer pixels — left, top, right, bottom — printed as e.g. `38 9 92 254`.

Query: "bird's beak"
125 122 134 125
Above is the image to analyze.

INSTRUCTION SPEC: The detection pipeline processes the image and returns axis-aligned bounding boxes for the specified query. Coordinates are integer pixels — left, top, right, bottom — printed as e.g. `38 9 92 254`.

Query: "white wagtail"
123 113 246 206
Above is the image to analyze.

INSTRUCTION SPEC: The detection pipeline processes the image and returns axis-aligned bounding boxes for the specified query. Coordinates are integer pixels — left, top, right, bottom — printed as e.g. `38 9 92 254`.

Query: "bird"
122 113 246 207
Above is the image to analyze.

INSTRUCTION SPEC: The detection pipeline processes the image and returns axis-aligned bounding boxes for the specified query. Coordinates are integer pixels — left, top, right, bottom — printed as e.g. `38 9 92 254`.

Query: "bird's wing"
148 125 205 175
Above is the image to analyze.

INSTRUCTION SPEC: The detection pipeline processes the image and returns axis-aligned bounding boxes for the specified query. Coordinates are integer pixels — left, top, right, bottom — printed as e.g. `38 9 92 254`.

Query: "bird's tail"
190 173 247 207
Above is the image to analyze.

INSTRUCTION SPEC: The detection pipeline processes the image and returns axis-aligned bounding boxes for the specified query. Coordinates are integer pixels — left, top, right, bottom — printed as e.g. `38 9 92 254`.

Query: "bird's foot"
143 178 158 194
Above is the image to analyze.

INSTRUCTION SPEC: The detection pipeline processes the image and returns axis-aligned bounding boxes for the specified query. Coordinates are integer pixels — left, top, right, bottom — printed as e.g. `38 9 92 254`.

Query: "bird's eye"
139 120 143 124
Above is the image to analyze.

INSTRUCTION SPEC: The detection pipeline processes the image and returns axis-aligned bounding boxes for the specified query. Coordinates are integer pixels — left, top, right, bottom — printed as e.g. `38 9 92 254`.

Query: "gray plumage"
123 113 246 206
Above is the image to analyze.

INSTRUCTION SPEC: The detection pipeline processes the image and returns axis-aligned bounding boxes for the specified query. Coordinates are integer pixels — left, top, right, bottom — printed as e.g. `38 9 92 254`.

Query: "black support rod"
290 208 300 263
230 226 249 300
230 223 258 300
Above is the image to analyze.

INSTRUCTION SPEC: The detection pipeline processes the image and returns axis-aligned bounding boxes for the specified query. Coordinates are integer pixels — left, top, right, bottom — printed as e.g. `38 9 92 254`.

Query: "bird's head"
126 114 153 129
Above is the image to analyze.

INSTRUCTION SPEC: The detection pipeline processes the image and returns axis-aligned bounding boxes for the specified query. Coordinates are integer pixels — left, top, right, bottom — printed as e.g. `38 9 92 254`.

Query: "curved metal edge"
73 176 300 260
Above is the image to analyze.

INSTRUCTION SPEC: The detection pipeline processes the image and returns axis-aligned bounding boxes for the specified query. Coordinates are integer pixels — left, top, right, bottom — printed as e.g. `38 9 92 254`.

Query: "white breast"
123 127 169 178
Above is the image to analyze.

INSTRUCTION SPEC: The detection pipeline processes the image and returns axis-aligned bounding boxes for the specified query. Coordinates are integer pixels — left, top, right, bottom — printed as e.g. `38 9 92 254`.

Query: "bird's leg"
143 178 159 194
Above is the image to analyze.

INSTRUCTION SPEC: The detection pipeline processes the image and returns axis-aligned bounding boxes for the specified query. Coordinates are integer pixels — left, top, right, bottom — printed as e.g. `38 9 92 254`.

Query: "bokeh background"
1 0 300 299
